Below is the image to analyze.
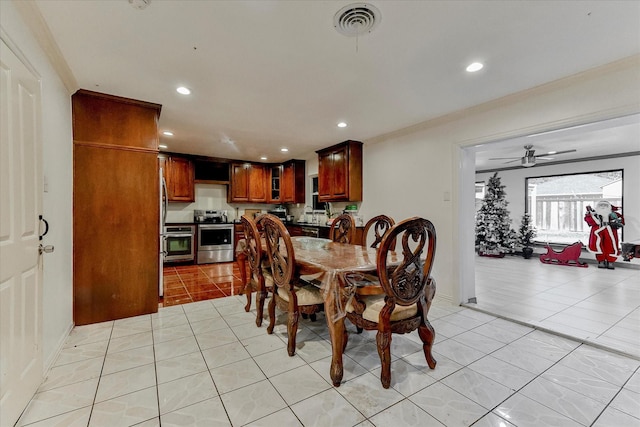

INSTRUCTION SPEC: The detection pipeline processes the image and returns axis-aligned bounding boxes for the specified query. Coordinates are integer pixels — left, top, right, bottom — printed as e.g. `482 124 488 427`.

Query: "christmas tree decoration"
517 213 537 259
475 172 516 256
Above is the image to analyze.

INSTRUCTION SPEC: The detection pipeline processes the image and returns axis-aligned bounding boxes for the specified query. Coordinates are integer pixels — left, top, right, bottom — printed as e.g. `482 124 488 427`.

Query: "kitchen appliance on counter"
194 210 234 264
163 225 196 263
194 209 228 223
268 205 287 221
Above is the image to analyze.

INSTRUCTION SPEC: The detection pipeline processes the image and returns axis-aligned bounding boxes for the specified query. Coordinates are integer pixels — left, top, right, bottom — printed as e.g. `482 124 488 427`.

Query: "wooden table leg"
324 292 345 387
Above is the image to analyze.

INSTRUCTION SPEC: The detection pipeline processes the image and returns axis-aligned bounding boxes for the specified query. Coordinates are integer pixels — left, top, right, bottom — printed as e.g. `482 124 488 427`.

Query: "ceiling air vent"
334 3 381 37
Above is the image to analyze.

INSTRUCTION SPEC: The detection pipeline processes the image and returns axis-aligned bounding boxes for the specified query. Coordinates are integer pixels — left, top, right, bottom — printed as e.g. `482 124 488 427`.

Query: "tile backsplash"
165 183 271 223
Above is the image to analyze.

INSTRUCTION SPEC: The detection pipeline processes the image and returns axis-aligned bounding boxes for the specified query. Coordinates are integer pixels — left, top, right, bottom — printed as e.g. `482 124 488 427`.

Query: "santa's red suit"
584 201 624 269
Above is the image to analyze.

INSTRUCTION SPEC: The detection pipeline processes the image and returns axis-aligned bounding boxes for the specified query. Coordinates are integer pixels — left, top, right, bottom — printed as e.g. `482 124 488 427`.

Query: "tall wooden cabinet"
317 140 363 202
73 90 161 325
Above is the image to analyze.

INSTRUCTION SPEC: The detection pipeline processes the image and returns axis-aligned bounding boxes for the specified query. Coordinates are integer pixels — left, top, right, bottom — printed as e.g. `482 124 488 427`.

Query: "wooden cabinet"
268 160 305 204
281 160 305 203
268 165 282 203
229 162 267 203
230 163 250 202
317 140 362 202
72 89 161 325
162 155 194 202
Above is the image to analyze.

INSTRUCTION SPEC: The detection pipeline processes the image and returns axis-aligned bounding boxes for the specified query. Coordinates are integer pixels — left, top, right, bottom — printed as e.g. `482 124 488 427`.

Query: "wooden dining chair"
261 214 325 356
240 215 273 327
362 215 395 250
345 216 437 388
329 213 356 244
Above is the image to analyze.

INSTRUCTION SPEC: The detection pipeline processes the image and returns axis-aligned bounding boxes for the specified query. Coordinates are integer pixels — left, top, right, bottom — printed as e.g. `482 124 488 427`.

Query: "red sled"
539 242 588 267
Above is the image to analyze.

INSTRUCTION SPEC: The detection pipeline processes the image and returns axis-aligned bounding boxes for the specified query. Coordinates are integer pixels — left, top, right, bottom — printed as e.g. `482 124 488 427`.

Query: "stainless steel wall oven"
164 225 196 263
197 223 234 264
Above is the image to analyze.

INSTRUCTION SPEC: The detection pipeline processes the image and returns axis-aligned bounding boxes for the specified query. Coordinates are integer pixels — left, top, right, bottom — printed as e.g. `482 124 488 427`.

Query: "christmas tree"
475 172 516 256
517 212 536 248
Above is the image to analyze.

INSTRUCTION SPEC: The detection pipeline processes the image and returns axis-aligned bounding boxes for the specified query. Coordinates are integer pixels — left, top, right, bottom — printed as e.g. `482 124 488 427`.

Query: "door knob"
39 244 55 255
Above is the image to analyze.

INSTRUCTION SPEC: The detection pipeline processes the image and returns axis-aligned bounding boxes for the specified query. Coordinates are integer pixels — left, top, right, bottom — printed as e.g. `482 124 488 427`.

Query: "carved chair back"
329 213 356 244
260 214 295 294
363 215 395 250
240 215 262 278
377 217 436 306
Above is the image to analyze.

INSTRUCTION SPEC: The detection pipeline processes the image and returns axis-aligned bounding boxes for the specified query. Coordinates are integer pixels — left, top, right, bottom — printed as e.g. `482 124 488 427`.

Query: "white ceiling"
34 0 640 165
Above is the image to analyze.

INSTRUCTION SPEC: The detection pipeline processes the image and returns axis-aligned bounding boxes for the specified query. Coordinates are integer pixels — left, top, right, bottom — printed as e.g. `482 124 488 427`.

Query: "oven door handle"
166 233 193 238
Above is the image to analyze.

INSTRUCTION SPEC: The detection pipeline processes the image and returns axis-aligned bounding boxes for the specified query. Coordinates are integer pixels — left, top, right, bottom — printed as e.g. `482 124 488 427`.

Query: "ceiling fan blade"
550 149 577 155
503 158 521 164
489 157 520 160
535 149 576 157
536 156 554 160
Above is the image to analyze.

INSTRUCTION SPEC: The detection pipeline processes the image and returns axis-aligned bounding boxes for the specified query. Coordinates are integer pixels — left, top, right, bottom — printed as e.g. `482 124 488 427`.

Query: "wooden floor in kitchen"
160 262 247 307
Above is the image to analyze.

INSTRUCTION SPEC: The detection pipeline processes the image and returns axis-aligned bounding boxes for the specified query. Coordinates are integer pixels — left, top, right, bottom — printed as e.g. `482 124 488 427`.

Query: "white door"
0 38 44 426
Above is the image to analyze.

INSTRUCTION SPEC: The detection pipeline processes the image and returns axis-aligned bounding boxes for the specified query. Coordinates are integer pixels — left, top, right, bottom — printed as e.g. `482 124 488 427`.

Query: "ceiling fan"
489 144 577 167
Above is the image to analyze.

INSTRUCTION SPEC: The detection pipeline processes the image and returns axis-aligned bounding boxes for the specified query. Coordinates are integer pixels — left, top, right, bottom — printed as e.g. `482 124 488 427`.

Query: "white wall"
360 56 640 305
1 3 74 369
476 155 640 243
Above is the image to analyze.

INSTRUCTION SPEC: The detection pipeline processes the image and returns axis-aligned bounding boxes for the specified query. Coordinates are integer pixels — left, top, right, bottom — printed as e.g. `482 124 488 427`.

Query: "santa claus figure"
584 200 624 269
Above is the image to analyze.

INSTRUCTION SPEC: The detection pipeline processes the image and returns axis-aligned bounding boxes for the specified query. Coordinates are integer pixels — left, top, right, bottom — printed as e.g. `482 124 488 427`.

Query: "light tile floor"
17 294 640 426
472 255 640 359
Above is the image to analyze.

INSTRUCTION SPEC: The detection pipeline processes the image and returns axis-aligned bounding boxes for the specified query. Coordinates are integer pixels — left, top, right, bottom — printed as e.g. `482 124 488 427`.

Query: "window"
525 170 623 245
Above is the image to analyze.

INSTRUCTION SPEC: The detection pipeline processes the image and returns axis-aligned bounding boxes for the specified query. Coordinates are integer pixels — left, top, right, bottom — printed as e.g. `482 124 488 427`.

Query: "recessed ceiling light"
176 86 191 95
337 122 347 128
260 156 267 160
466 62 484 72
159 144 168 149
162 131 173 136
280 148 289 152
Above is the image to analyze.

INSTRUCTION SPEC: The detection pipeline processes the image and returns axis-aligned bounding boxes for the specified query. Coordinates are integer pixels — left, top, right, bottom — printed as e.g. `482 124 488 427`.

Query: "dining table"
236 236 400 386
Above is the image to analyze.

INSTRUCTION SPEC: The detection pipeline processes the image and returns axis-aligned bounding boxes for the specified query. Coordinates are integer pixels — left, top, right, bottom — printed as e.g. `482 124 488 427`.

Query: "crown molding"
12 0 77 94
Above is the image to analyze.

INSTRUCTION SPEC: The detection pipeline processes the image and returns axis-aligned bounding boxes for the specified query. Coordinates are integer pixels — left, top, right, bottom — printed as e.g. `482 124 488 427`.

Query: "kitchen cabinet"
281 160 305 203
229 162 267 203
268 160 305 204
234 223 245 260
163 155 194 202
286 223 364 242
317 140 363 202
268 165 282 203
73 89 161 325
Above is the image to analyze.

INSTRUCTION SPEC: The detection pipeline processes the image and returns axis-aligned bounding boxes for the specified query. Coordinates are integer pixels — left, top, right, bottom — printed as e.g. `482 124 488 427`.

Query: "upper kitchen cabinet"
268 165 282 204
317 140 363 202
164 155 195 202
229 162 267 203
281 160 305 203
73 89 161 325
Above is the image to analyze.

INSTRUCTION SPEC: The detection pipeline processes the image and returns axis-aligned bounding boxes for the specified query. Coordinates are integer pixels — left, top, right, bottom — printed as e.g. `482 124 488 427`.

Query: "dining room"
5 1 640 426
18 212 640 426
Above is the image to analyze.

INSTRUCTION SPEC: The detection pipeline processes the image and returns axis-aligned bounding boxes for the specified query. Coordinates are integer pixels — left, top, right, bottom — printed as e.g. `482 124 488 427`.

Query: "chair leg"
244 286 252 313
266 294 276 334
376 300 394 389
418 319 437 369
255 290 267 327
287 309 299 357
376 329 392 389
356 326 363 334
309 313 317 322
